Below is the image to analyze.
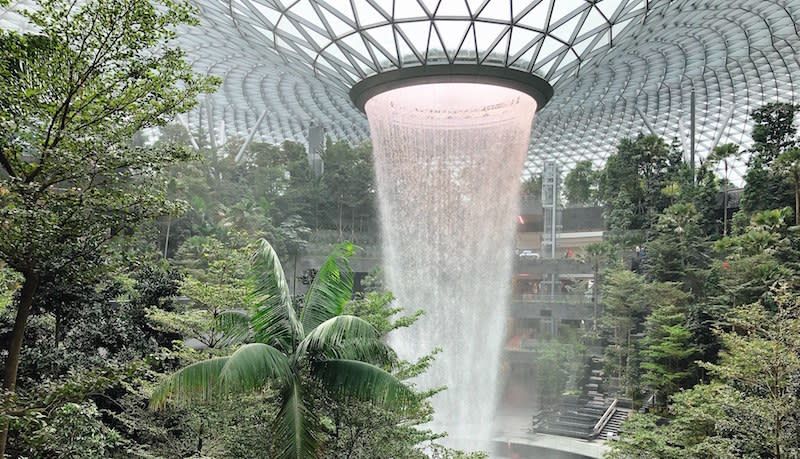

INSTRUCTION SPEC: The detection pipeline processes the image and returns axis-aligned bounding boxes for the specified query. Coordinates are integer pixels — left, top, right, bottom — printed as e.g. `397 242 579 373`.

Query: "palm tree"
708 143 740 235
751 207 792 232
580 242 610 333
151 239 411 458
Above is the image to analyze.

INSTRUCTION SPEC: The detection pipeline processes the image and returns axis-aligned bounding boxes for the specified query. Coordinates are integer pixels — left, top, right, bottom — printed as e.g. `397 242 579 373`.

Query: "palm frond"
312 359 414 409
150 357 229 410
273 377 320 459
296 315 378 359
250 238 303 351
334 337 396 366
299 242 355 332
218 343 292 392
214 309 251 346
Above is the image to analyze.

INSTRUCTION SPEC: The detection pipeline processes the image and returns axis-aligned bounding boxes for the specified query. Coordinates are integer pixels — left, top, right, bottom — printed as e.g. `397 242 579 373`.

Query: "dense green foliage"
564 159 598 206
0 0 219 455
535 338 584 406
521 173 542 199
597 134 683 236
600 101 800 458
0 0 216 281
152 240 415 459
3 1 799 457
0 238 476 457
155 136 377 263
741 103 798 214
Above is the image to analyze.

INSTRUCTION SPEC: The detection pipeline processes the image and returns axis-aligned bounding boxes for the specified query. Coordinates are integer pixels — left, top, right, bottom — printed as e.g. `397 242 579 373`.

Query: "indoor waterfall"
364 83 538 450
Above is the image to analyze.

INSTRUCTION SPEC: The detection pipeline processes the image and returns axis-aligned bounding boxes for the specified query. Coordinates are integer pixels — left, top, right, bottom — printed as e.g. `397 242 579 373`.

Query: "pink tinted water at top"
364 83 537 451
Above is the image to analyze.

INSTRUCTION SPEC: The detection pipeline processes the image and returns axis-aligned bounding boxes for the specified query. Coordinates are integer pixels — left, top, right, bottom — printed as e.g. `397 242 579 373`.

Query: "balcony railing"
514 293 592 304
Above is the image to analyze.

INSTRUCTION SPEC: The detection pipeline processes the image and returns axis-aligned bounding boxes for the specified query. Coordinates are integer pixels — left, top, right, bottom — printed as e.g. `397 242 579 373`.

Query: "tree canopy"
564 160 598 206
0 0 218 455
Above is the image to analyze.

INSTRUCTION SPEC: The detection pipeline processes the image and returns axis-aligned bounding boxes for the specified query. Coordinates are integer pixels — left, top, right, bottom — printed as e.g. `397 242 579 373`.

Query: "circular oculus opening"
349 64 553 113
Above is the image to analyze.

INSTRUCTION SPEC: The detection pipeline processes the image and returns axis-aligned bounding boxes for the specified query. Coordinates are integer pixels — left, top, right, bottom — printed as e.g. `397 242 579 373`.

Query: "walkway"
494 408 610 458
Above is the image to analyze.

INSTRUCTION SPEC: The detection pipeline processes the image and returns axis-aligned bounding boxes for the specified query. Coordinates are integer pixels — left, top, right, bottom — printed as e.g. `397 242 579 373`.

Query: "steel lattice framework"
4 0 800 182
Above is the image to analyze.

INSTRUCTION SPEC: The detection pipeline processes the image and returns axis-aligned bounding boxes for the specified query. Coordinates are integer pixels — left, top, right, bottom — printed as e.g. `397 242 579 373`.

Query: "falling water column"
363 83 538 450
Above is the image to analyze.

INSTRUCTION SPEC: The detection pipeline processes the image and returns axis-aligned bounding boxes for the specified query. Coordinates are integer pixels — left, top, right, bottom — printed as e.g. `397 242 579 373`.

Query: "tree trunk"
350 207 355 240
196 419 204 456
616 326 621 383
775 410 781 459
794 172 799 226
337 200 343 241
626 323 632 397
0 272 40 458
723 162 729 235
680 233 686 270
163 215 172 258
592 263 599 333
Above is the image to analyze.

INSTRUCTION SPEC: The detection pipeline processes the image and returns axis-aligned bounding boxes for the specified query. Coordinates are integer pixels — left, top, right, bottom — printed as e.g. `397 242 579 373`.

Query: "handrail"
514 294 592 304
592 399 617 438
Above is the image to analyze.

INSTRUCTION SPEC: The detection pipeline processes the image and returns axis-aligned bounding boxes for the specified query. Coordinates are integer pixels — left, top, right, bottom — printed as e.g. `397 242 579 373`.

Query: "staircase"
529 356 635 441
535 396 608 439
599 409 630 440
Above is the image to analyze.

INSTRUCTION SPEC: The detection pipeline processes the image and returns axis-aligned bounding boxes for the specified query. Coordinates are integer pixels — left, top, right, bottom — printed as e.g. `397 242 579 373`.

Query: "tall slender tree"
708 143 740 235
580 242 610 333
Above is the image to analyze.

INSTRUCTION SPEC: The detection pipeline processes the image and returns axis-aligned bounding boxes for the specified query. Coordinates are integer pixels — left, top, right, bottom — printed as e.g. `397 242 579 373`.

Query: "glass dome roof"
218 0 649 90
4 0 800 182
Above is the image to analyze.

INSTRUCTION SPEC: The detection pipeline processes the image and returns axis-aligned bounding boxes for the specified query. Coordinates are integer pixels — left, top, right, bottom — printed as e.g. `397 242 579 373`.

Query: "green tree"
318 291 470 458
644 203 710 296
700 289 800 459
640 304 698 408
245 140 316 228
321 139 375 239
775 147 800 225
148 243 251 349
661 181 681 207
564 160 597 206
23 401 122 459
601 270 647 397
750 102 799 162
707 143 741 234
598 134 682 234
692 163 723 236
521 173 543 200
661 383 737 458
0 0 217 454
535 340 580 407
712 208 798 312
605 413 677 459
580 242 611 333
601 271 690 402
152 240 412 459
611 288 800 459
606 384 737 459
155 137 315 261
741 103 799 214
